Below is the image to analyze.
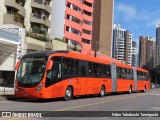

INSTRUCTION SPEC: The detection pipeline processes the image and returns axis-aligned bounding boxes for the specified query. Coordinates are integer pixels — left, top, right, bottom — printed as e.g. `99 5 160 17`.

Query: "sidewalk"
0 86 16 101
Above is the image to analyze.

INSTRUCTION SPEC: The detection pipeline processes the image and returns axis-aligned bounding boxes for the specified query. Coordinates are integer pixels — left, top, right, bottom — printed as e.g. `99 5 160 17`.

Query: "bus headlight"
35 83 44 92
15 87 19 92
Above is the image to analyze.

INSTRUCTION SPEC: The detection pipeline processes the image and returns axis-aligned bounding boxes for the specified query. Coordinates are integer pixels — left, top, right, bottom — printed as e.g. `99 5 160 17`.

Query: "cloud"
116 4 137 21
149 18 160 27
115 3 160 27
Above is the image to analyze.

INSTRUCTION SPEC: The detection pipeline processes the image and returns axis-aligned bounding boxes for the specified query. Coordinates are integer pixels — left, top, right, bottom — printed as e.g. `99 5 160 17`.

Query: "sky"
114 0 160 42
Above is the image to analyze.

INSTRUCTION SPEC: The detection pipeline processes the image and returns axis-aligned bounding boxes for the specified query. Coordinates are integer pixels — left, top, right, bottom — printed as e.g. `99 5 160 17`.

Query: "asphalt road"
0 88 160 120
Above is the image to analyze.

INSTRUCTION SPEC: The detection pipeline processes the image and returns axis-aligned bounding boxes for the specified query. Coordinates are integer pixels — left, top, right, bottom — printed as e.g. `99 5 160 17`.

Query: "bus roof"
23 50 69 58
22 50 148 72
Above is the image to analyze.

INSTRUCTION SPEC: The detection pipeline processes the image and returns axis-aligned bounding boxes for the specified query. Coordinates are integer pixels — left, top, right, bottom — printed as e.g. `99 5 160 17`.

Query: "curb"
0 95 17 101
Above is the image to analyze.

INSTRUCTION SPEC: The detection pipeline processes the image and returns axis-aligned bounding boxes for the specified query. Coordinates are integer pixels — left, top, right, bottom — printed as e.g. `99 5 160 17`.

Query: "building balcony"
31 0 52 14
5 0 26 17
67 0 83 10
66 7 83 21
85 0 94 4
26 36 53 51
2 13 24 28
65 31 82 43
83 14 93 22
83 4 93 13
82 23 92 31
30 13 51 27
65 19 82 33
82 33 92 40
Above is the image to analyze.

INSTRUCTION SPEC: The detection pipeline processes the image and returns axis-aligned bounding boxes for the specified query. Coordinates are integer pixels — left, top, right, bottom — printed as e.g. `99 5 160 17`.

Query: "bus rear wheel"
99 86 105 97
64 86 73 101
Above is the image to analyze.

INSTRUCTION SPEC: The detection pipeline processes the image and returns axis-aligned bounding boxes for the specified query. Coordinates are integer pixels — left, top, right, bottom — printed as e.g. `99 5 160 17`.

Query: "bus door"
133 67 137 91
46 57 63 97
79 60 88 94
111 62 117 92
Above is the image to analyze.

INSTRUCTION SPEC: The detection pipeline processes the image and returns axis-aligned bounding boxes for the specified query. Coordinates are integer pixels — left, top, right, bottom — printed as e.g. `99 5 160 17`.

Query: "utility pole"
94 41 99 57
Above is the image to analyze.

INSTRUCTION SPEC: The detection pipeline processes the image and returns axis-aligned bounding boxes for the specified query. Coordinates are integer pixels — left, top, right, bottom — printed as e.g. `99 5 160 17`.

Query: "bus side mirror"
15 60 20 71
47 60 53 71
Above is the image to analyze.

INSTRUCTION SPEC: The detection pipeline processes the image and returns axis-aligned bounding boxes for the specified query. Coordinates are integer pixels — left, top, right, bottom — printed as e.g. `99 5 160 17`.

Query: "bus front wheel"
64 86 73 101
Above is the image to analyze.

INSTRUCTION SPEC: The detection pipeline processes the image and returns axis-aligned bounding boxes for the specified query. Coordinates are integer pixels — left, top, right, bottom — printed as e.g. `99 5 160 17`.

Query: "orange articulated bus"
15 50 150 100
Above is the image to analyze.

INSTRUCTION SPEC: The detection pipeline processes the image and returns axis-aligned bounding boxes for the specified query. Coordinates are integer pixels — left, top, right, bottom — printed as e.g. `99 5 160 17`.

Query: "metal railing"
0 79 14 95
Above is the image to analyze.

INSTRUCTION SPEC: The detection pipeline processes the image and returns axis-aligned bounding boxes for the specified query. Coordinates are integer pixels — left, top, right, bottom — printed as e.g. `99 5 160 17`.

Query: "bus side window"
101 65 107 78
63 58 74 77
121 68 125 79
75 60 79 77
126 69 130 79
117 67 121 79
107 65 111 78
81 66 86 76
89 62 93 77
46 57 62 87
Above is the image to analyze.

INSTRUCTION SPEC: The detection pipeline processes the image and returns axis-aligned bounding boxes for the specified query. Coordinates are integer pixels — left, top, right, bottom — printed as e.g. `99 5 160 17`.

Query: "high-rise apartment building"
0 0 26 28
153 41 156 68
51 0 114 56
0 0 54 54
139 36 154 69
113 24 132 65
25 0 52 35
51 0 94 55
92 0 114 57
0 0 53 87
156 24 160 66
132 41 137 67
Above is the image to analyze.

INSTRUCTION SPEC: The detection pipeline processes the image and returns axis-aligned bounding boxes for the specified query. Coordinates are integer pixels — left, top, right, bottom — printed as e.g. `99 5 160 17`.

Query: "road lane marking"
146 93 160 96
54 91 160 111
54 94 146 111
6 91 160 119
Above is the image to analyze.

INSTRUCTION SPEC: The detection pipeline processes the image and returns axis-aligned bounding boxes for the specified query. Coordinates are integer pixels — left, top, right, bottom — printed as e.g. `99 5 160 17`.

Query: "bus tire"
64 86 73 101
99 86 105 97
128 86 132 94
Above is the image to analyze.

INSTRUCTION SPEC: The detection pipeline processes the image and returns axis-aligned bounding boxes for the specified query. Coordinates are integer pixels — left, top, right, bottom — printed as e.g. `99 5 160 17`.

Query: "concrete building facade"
0 25 25 87
156 24 160 66
51 0 94 55
51 0 114 57
132 41 137 67
139 36 155 69
92 0 114 57
113 24 132 65
25 0 52 35
0 0 26 28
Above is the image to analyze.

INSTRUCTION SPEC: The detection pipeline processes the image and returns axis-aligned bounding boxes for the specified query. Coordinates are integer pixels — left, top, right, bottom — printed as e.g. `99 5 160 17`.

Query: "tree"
150 66 160 84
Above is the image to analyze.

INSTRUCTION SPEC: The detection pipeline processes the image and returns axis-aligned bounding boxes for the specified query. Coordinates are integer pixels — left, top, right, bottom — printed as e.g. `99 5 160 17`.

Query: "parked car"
150 83 155 89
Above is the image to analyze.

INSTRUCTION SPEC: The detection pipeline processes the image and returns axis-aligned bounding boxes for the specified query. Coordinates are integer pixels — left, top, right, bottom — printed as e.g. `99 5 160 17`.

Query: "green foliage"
54 38 66 43
150 65 160 84
26 32 51 42
32 26 41 33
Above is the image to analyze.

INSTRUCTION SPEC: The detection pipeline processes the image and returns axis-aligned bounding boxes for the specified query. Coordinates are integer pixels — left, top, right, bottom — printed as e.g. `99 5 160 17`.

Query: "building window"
83 29 92 35
83 19 92 26
83 10 92 16
84 0 93 7
66 26 81 36
67 3 82 14
66 14 82 25
82 38 90 44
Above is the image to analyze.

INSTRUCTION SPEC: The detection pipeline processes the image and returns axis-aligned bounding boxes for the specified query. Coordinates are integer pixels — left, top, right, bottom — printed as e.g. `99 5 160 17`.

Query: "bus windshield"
16 57 48 88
